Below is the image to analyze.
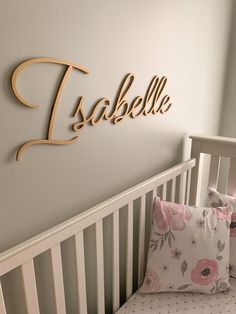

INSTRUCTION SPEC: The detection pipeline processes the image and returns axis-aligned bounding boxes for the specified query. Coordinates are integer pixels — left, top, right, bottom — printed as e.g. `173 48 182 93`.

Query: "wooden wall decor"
11 57 172 161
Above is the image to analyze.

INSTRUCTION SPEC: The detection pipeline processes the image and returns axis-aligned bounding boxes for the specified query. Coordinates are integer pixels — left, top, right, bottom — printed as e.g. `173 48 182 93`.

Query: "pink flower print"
140 268 161 293
211 207 232 221
183 207 193 220
230 212 236 237
153 200 171 232
211 208 226 220
170 206 192 231
225 206 233 219
153 199 192 232
191 259 218 285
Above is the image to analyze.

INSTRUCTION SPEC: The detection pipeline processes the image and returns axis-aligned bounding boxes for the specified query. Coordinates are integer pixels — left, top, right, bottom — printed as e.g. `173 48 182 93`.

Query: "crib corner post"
189 137 202 206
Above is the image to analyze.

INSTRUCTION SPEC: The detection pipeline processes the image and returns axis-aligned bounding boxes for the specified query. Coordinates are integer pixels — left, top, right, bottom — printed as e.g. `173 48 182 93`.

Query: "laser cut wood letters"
11 57 172 161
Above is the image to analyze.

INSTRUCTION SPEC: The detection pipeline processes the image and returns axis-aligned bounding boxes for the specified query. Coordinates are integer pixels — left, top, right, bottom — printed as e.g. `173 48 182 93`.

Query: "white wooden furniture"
1 134 236 314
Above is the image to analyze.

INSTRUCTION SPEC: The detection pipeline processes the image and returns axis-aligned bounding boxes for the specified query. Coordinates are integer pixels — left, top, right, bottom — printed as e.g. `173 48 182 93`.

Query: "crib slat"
227 158 236 196
209 155 220 188
21 260 40 314
75 232 87 314
171 177 176 202
185 169 192 205
0 282 7 314
153 187 157 198
126 202 133 299
138 195 146 286
112 211 120 312
162 182 167 200
50 245 66 314
190 138 202 206
151 188 157 226
96 220 105 314
179 172 187 204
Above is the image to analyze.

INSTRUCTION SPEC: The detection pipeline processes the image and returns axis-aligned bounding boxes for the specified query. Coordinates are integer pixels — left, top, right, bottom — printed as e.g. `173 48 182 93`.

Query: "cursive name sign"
12 57 172 161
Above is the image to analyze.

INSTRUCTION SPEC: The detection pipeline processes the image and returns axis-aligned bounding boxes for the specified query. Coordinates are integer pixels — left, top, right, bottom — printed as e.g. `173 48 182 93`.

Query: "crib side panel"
0 158 195 314
190 134 236 206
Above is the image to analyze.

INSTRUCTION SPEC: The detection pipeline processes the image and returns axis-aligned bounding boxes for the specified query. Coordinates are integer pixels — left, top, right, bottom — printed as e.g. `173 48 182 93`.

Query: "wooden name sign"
12 57 172 161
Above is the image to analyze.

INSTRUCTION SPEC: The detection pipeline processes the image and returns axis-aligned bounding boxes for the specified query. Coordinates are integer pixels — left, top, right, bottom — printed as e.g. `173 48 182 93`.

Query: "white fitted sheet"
116 278 236 314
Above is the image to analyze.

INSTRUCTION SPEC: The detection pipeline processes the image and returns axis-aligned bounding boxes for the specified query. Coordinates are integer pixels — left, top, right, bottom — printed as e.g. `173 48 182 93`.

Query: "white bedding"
116 278 236 314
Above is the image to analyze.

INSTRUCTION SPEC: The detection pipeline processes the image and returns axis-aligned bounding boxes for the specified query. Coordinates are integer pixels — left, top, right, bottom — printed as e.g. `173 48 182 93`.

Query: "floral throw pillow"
207 186 236 278
140 198 232 294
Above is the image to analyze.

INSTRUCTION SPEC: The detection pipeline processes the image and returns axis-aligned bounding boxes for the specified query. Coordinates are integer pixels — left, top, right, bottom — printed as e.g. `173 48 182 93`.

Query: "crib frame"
1 134 236 314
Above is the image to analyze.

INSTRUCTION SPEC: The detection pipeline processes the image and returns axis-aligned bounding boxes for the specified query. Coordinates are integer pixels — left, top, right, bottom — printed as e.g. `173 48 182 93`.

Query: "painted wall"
0 0 233 312
220 1 236 138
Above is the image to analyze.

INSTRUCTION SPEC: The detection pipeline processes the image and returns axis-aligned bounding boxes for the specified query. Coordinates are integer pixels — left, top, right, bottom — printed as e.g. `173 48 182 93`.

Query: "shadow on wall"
219 0 236 137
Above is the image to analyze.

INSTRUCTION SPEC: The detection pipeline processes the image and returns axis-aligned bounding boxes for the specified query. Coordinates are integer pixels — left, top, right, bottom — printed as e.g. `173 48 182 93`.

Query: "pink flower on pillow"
191 259 218 285
140 268 161 293
153 201 171 231
211 208 227 220
230 212 236 237
153 199 192 232
210 207 232 229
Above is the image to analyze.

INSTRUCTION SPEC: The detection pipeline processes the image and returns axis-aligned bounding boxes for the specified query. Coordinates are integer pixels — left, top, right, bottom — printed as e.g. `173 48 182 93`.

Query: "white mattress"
116 278 236 314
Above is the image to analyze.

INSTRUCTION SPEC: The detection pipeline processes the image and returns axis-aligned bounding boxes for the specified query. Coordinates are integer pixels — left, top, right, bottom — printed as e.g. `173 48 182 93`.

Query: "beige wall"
220 1 236 137
0 0 232 254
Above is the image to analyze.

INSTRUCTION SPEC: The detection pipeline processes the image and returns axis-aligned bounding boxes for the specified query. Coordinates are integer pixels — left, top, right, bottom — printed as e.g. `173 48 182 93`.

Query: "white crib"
1 134 236 314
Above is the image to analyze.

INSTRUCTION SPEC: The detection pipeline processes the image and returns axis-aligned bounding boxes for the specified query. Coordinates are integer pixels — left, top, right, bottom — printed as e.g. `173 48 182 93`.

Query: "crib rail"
0 158 195 314
190 134 236 205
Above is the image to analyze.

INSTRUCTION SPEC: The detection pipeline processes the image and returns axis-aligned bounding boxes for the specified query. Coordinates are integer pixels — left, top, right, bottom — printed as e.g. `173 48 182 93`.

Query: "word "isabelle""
12 57 172 161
